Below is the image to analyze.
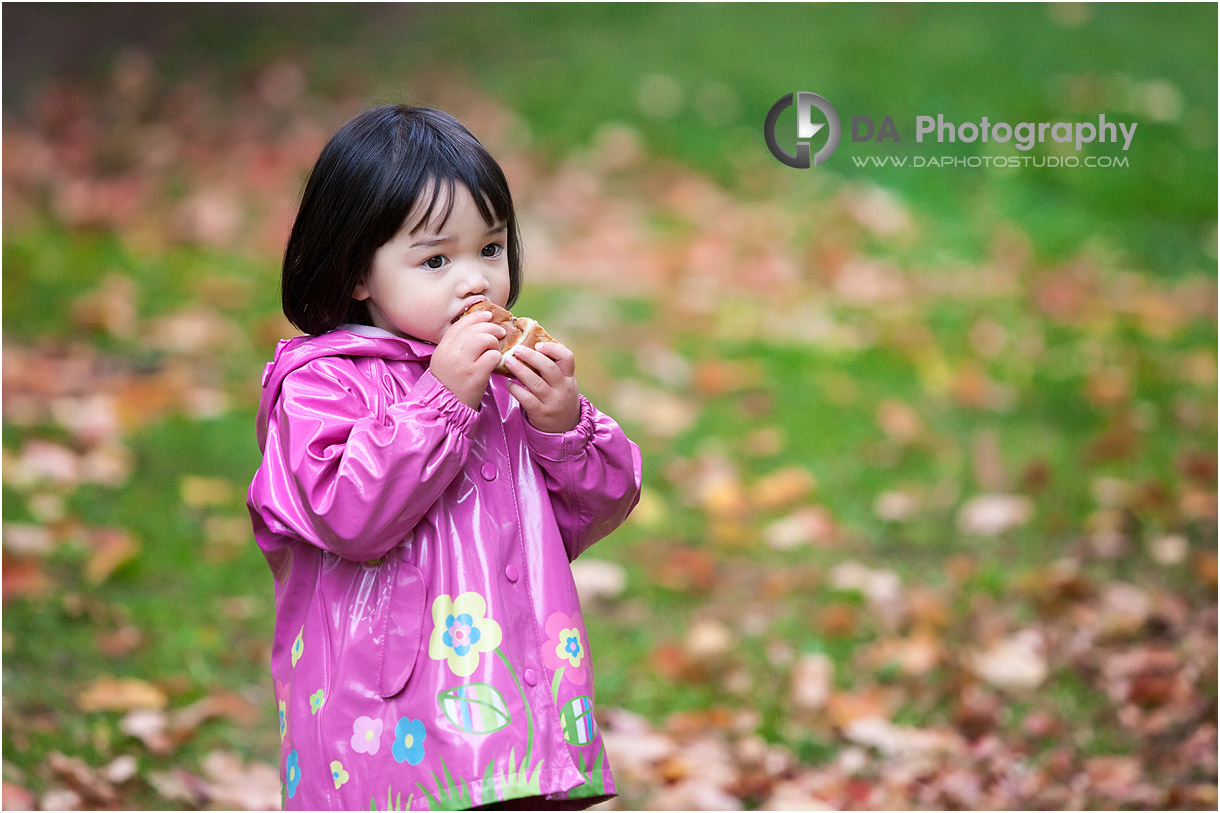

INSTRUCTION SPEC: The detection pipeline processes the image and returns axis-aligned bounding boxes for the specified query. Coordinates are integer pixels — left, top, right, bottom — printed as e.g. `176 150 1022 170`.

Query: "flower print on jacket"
391 717 427 765
543 610 589 685
350 716 383 755
285 750 301 799
278 699 288 741
330 760 349 790
428 592 502 677
309 689 325 715
291 627 304 667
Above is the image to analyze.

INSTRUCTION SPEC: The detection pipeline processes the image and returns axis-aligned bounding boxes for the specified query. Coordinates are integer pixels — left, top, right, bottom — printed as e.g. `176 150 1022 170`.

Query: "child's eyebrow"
410 224 507 249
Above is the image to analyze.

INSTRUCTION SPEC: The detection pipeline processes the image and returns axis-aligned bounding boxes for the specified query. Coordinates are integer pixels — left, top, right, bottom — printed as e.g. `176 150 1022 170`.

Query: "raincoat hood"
255 325 432 451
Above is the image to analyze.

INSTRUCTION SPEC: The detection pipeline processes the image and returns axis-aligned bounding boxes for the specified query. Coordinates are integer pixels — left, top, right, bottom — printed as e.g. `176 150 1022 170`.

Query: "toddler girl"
247 105 642 810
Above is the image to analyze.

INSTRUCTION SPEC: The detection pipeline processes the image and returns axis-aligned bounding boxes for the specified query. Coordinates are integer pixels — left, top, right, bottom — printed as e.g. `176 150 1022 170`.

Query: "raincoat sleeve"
522 394 643 560
253 361 479 562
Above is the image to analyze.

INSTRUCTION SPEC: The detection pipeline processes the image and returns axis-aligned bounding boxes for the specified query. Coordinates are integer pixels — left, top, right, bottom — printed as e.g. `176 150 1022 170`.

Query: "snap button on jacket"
247 325 643 809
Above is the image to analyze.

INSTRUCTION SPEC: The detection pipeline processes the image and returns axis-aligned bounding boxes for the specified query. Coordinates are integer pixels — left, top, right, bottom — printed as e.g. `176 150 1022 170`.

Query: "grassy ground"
2 4 1216 809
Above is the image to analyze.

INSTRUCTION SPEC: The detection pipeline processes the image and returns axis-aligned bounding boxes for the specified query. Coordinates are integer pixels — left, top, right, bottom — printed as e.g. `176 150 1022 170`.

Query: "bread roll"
462 301 555 375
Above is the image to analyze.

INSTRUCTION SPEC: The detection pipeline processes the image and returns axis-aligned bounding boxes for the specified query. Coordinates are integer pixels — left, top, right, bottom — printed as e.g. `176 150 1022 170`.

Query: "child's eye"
481 243 504 258
423 256 447 270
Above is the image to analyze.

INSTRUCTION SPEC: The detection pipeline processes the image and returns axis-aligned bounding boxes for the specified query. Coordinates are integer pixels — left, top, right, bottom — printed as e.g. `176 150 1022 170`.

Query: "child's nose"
455 262 490 295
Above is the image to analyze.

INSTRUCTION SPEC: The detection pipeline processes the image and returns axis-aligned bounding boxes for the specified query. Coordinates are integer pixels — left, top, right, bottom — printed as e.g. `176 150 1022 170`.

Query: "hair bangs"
404 153 510 237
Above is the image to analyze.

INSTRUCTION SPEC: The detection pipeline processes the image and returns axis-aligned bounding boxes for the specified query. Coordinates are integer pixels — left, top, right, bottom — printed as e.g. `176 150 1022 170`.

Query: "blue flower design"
442 613 482 657
285 749 301 799
391 717 427 765
564 634 582 660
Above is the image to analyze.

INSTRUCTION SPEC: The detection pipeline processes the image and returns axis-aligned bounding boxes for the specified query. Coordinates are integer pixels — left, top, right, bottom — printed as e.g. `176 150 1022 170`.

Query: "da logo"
763 92 841 168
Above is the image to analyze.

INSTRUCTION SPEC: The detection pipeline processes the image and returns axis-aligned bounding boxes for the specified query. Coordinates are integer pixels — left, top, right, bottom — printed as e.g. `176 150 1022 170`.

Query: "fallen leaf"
38 787 82 811
1082 755 1143 800
119 708 172 756
96 625 144 658
876 400 924 444
789 653 833 712
956 494 1034 535
968 629 1048 691
692 359 754 396
952 684 1002 739
829 560 906 628
862 629 943 677
203 516 250 562
842 716 960 760
2 555 52 602
8 441 80 490
826 688 892 730
625 486 667 531
99 755 138 786
763 506 836 550
611 380 698 438
1084 366 1130 406
873 490 919 522
198 750 281 810
1097 582 1150 638
742 426 786 457
46 752 118 807
180 476 236 508
147 769 203 805
816 603 860 639
571 558 628 603
84 529 140 585
1147 533 1188 566
2 782 37 811
652 547 717 593
750 466 816 512
169 692 263 738
1192 551 1218 588
76 677 167 713
69 273 138 339
2 523 57 556
684 618 736 664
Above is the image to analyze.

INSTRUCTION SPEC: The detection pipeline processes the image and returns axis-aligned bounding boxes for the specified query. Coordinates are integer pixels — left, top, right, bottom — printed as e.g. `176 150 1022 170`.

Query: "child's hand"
431 309 506 409
503 343 581 433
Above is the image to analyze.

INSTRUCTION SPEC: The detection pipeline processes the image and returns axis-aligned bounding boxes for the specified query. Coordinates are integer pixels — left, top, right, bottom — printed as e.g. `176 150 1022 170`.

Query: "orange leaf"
750 467 816 512
76 677 167 712
84 528 140 585
826 687 891 730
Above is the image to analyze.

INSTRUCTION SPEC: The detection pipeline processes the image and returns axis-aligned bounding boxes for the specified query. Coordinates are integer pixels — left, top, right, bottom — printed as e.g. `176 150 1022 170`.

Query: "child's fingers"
474 347 503 376
502 353 547 393
505 378 540 409
508 345 567 386
451 308 493 327
534 342 576 377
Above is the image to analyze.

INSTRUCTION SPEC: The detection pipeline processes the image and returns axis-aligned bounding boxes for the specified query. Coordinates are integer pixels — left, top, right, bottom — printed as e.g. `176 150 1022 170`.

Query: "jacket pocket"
376 558 426 698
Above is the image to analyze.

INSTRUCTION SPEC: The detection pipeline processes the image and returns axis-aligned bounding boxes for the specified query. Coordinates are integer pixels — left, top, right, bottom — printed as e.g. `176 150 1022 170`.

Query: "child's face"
355 183 511 344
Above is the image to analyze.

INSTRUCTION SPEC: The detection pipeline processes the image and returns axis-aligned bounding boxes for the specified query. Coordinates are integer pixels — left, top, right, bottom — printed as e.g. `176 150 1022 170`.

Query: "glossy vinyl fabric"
246 324 643 810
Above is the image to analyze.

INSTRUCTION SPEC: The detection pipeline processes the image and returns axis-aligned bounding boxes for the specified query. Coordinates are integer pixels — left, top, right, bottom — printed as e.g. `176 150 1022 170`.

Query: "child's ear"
353 282 370 301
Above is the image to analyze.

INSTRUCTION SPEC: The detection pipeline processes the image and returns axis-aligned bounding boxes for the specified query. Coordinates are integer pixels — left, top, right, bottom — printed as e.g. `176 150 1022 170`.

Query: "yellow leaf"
180 476 236 508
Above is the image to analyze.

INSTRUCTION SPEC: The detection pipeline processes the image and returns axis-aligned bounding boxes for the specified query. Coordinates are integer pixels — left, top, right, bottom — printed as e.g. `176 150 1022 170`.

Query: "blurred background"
2 3 1216 809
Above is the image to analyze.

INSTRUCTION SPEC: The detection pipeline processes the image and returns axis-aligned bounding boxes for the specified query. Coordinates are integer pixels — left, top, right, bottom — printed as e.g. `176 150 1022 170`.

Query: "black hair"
281 105 522 335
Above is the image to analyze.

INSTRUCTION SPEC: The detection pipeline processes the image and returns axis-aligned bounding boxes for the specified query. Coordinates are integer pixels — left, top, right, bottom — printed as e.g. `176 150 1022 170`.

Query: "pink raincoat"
246 324 642 810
